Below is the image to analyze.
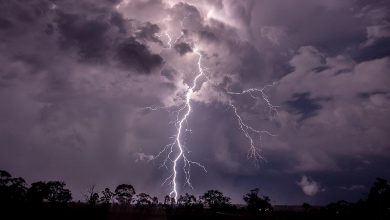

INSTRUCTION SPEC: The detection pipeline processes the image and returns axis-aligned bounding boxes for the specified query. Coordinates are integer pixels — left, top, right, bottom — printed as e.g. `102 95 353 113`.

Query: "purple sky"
0 0 389 205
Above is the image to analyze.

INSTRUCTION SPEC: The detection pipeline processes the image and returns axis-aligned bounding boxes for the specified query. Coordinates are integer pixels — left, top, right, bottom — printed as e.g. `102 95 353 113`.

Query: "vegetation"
199 189 232 210
114 184 136 205
243 188 272 214
0 169 389 219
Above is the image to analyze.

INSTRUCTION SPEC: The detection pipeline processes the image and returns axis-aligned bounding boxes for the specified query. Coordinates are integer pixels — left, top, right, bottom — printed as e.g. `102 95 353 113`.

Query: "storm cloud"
0 0 389 205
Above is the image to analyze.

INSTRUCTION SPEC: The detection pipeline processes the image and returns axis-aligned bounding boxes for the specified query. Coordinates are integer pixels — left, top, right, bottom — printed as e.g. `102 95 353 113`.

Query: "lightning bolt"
150 33 208 201
150 44 278 200
136 1 279 202
168 49 207 200
165 32 173 48
227 85 279 164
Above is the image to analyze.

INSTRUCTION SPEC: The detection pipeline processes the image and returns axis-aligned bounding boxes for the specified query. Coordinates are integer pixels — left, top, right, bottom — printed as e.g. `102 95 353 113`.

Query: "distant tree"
46 181 72 203
243 188 272 214
0 170 11 181
115 184 135 205
368 178 390 202
27 181 50 203
152 196 159 206
100 188 115 205
135 193 153 206
0 170 9 199
164 195 171 205
8 178 28 201
27 181 71 204
0 170 11 200
367 177 390 214
0 170 28 203
325 200 351 217
85 185 100 206
178 193 197 207
302 202 312 212
200 190 231 210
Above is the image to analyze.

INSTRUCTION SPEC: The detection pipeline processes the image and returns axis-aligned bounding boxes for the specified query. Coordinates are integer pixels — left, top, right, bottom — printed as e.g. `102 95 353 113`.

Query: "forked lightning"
140 1 278 202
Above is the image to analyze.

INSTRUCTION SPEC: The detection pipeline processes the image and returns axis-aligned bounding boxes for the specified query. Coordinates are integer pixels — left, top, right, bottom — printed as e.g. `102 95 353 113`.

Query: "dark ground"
1 203 389 220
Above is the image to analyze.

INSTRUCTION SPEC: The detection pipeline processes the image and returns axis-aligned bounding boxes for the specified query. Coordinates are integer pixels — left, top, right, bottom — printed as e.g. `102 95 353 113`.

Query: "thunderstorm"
1 0 389 214
138 2 281 202
148 34 278 202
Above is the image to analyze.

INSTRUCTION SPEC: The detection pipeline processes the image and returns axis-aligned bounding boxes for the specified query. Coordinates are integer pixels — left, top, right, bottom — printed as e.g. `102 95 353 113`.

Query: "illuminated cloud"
297 176 324 196
0 0 389 204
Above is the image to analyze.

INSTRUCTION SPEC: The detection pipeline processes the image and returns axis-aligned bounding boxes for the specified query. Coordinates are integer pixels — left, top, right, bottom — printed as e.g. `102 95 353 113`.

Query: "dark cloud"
0 17 12 29
109 11 126 32
160 68 177 81
56 11 111 61
358 91 389 99
238 44 265 84
355 38 390 62
173 42 192 55
116 38 163 73
0 0 390 205
286 93 326 121
135 22 163 44
199 30 219 41
312 66 331 73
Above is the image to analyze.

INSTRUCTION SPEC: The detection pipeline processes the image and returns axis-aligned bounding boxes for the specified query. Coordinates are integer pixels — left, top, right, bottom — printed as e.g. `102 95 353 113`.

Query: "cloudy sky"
0 0 389 205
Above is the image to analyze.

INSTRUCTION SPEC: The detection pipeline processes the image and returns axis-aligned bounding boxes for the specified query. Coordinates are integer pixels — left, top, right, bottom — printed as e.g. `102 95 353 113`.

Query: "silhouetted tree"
115 184 135 205
100 188 115 205
164 195 171 206
27 181 50 203
135 193 153 206
152 196 159 206
178 193 197 207
0 170 10 203
302 202 312 212
367 177 390 217
85 185 100 206
368 177 390 203
325 200 351 217
27 181 71 204
0 170 27 203
243 188 272 213
200 190 231 210
46 181 72 203
0 170 11 180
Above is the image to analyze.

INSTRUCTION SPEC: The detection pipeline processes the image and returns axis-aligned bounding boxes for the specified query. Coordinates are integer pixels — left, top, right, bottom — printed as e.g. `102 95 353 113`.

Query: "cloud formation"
0 0 389 204
297 176 324 196
339 185 366 191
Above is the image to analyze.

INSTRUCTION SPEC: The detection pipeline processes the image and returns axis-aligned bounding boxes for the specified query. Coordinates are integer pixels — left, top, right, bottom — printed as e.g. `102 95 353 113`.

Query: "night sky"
0 0 389 205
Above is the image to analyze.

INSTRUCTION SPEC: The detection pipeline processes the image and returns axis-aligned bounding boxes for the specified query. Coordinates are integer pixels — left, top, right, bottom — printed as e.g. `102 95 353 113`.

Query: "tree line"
1 169 389 219
0 169 271 213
